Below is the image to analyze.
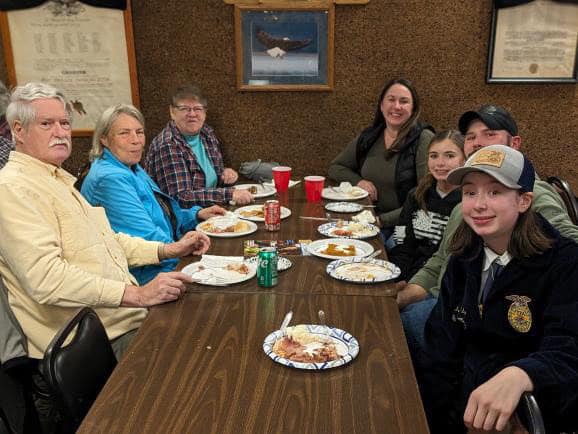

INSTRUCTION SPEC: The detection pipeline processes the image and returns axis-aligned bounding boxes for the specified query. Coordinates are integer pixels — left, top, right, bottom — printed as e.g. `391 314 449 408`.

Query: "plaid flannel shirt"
144 120 233 208
0 136 14 170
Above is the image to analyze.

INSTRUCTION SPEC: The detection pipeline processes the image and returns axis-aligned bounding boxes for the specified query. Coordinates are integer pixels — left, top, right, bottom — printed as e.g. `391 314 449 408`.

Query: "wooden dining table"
78 183 430 434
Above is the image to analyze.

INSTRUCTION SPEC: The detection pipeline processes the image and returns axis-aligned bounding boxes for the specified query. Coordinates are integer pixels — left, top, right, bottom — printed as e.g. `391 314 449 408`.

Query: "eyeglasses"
173 105 206 114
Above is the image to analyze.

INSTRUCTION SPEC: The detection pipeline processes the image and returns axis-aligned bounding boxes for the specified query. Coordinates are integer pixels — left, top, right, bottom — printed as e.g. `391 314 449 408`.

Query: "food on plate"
224 263 250 274
248 185 258 194
200 220 251 234
332 228 353 237
335 264 382 280
330 222 374 237
273 325 339 363
320 243 356 256
239 206 265 218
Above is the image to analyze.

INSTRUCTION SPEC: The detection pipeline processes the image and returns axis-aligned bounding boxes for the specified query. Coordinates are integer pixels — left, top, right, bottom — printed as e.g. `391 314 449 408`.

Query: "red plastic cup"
272 166 292 192
304 176 325 202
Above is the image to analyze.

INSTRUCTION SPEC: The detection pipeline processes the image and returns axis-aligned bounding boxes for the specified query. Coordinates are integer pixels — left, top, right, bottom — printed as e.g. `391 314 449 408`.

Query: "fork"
318 310 331 339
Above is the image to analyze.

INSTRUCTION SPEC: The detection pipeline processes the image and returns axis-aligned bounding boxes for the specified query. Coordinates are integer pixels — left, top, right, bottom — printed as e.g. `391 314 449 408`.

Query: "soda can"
257 247 278 287
264 200 281 231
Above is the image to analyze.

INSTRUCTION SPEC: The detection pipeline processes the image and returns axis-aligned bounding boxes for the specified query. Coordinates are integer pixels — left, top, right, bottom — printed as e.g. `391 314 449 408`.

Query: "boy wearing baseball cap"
418 145 578 433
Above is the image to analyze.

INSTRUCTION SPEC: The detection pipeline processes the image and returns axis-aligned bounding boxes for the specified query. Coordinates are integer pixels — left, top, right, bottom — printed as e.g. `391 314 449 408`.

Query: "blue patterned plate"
326 257 401 283
263 324 359 370
318 221 379 239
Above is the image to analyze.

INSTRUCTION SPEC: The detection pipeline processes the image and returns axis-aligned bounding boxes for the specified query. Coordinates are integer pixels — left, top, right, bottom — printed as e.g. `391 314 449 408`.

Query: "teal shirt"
185 134 218 188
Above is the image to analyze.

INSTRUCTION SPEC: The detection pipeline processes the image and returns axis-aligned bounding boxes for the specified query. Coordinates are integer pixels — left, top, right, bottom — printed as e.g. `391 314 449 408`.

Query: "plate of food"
326 257 401 283
234 204 291 222
263 324 359 370
182 256 257 286
196 216 258 238
324 202 364 213
245 256 292 272
318 221 379 239
321 183 368 201
306 238 374 260
234 183 276 199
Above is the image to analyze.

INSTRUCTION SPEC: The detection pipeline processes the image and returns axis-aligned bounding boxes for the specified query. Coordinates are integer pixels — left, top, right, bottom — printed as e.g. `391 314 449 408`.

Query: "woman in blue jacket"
81 104 225 284
419 145 578 433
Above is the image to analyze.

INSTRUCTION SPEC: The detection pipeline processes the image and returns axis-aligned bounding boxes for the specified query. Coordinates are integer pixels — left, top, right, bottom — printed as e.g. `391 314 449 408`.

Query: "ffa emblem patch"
505 295 532 333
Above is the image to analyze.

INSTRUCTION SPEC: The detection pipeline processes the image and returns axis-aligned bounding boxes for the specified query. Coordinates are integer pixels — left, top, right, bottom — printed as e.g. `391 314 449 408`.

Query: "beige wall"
1 0 577 188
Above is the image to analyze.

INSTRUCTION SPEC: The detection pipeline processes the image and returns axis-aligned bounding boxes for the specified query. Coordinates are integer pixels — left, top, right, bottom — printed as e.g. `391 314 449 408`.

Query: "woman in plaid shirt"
145 84 253 208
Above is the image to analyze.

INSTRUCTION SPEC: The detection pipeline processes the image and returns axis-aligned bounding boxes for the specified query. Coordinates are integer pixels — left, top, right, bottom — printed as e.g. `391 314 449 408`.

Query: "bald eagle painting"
251 22 318 76
240 9 329 86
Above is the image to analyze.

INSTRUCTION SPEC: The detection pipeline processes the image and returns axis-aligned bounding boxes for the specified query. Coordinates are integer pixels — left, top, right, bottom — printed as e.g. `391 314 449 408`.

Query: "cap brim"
458 111 481 135
447 166 521 190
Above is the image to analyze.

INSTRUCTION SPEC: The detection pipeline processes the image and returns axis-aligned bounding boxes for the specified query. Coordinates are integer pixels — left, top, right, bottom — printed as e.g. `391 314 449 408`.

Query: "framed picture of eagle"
235 3 334 91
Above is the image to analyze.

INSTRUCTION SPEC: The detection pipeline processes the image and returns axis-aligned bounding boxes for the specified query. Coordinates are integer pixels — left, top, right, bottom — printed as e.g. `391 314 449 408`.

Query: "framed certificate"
0 0 140 135
487 0 578 83
235 3 334 91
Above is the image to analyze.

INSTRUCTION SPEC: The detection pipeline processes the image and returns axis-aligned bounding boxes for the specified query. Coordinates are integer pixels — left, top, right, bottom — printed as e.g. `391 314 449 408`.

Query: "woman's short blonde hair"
89 104 145 161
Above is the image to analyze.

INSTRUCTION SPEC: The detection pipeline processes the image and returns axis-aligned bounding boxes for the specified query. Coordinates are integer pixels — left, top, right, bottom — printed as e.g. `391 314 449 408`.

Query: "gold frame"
235 2 334 91
0 0 140 136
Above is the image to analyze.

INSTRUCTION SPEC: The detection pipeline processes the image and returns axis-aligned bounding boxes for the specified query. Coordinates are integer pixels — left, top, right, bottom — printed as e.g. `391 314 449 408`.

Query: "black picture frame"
487 1 578 84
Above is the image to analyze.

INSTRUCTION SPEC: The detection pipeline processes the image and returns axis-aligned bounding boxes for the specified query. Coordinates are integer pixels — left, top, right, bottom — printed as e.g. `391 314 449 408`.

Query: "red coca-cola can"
264 200 281 231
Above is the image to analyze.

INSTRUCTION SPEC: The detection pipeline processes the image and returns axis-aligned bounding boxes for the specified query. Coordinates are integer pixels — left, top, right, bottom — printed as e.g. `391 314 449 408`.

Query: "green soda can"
257 247 278 287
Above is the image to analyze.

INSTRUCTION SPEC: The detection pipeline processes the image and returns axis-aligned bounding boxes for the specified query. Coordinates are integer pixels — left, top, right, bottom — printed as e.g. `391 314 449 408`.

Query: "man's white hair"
5 82 71 140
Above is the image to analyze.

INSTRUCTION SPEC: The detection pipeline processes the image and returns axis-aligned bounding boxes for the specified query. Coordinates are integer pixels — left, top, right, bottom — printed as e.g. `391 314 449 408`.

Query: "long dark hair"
414 130 465 210
355 78 422 167
450 207 554 259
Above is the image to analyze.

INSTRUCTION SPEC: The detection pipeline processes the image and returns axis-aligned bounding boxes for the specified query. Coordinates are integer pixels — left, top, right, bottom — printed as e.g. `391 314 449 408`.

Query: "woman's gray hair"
0 81 10 117
5 82 71 136
89 104 145 161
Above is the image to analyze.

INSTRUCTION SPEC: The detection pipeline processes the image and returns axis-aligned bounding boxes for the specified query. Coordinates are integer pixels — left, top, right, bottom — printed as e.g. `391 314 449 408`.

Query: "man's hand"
464 367 533 432
197 205 227 221
396 283 428 309
163 231 210 259
121 271 194 307
232 189 253 205
221 168 238 185
357 179 378 201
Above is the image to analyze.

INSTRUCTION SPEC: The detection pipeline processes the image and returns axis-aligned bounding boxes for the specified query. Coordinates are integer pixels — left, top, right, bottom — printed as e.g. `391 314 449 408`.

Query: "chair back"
516 392 546 434
547 176 578 225
41 307 117 430
74 162 91 191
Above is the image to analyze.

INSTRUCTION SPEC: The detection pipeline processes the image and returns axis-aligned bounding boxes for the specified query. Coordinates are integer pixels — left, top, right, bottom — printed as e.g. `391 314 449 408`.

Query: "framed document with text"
487 0 578 83
0 0 139 135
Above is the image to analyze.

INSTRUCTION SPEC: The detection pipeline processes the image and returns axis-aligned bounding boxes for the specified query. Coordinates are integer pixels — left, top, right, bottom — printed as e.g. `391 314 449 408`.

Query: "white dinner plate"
321 187 369 201
234 204 291 222
326 257 401 284
317 221 379 239
182 259 257 286
234 183 276 198
324 202 364 213
245 256 292 272
306 238 374 260
263 325 359 370
196 217 258 238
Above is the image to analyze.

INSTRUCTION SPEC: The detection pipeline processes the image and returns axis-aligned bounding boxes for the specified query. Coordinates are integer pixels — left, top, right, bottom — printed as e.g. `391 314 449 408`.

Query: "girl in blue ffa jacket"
418 145 578 434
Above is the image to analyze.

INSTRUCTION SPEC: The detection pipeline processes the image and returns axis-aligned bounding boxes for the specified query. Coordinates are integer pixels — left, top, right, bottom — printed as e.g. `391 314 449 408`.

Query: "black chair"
41 307 117 432
547 176 578 225
516 392 546 434
74 161 91 191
